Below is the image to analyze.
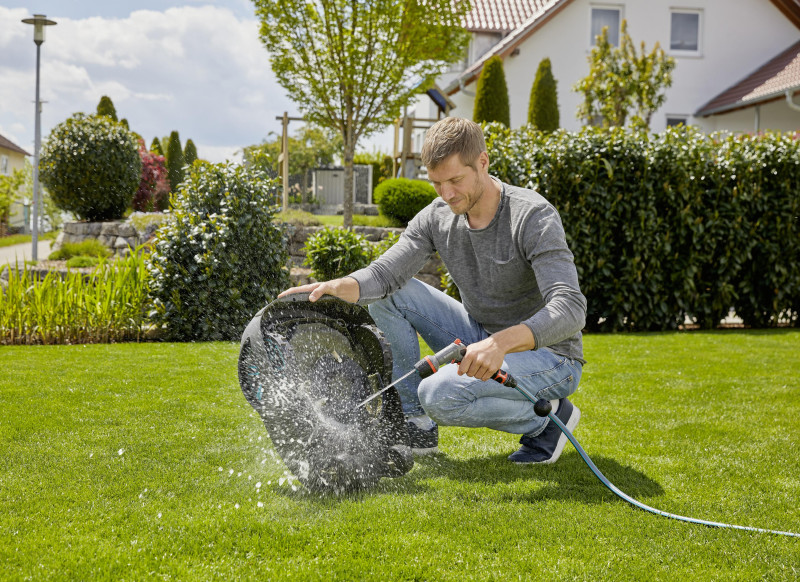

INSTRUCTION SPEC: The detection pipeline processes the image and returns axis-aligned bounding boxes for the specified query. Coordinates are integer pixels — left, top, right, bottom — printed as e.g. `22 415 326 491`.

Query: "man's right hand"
277 276 360 303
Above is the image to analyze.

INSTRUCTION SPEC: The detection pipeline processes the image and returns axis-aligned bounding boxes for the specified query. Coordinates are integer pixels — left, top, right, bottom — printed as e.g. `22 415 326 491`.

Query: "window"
0 155 8 175
666 115 689 127
591 6 621 46
670 10 702 55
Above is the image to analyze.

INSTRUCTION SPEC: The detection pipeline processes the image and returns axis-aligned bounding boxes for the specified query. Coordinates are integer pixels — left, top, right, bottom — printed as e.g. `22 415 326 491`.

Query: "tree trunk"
342 126 356 229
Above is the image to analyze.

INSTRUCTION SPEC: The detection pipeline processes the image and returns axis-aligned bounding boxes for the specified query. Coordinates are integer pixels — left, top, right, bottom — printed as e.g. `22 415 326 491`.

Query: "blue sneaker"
508 398 580 464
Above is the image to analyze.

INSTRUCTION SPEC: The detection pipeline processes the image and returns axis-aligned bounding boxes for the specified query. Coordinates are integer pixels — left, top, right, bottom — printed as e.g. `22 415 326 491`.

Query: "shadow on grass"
407 450 664 504
278 449 664 507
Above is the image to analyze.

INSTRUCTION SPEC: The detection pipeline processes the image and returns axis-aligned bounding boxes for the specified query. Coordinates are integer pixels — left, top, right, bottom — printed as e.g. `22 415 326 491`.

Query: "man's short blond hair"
421 117 487 171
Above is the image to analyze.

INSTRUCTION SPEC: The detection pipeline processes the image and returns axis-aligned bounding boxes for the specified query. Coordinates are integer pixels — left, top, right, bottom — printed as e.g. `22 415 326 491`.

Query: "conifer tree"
473 56 510 127
150 137 164 156
528 58 559 132
96 96 118 121
166 131 185 191
183 139 198 166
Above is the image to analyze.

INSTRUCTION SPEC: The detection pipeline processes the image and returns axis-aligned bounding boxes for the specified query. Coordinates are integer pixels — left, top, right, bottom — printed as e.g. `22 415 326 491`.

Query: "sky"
0 1 394 164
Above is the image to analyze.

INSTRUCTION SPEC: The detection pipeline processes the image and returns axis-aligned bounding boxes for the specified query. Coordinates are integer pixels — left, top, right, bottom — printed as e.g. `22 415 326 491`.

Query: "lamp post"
21 14 56 262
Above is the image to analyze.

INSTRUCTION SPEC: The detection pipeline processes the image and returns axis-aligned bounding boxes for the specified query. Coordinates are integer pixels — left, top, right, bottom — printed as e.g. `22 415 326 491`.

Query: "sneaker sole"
539 405 580 465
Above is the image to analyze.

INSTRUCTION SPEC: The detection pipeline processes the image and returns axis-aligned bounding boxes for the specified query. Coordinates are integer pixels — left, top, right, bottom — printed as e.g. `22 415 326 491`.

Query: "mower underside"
238 294 413 492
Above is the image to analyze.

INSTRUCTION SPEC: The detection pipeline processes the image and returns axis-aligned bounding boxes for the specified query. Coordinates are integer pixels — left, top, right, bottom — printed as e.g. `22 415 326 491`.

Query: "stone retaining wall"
53 221 156 257
47 220 445 289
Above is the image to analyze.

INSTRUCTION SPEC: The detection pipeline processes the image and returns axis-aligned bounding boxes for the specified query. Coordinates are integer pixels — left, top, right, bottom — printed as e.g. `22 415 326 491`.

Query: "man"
279 117 586 464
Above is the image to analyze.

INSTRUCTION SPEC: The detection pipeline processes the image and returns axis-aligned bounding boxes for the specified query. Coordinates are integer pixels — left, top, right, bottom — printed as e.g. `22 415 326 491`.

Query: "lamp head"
21 14 57 45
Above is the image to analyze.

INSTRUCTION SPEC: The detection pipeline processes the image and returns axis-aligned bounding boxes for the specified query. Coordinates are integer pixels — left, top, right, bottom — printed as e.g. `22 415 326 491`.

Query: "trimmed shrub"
304 227 372 281
39 113 141 221
528 58 559 132
484 123 800 330
49 239 113 261
65 256 100 269
375 178 437 226
147 162 290 341
473 55 510 127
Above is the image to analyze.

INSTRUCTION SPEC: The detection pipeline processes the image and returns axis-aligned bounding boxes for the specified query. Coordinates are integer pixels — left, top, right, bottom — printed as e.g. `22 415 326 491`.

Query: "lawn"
2 332 798 580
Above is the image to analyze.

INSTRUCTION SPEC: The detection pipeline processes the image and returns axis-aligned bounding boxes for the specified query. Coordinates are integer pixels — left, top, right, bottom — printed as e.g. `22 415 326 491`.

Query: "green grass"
2 332 799 580
0 231 58 248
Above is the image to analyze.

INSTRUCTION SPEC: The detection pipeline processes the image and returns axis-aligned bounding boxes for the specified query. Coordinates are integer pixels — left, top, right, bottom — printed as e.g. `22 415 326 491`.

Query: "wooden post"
392 118 400 179
281 111 289 210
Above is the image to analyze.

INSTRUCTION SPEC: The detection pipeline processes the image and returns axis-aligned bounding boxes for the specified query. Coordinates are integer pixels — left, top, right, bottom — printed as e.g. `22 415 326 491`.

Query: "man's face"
427 153 486 215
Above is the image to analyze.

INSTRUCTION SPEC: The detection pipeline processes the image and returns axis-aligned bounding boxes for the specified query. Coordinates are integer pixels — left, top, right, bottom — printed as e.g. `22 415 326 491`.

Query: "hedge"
484 123 800 331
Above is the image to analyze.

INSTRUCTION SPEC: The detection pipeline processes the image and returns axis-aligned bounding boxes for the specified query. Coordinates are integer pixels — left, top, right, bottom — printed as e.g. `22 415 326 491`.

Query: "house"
410 0 800 138
0 133 31 233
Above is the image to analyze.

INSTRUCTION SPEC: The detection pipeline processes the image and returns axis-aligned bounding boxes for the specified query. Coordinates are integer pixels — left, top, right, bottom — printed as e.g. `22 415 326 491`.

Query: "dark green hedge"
485 123 800 331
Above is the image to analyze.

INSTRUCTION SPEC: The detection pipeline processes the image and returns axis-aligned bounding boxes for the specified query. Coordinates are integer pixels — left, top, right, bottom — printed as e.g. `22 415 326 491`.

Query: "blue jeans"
368 278 583 437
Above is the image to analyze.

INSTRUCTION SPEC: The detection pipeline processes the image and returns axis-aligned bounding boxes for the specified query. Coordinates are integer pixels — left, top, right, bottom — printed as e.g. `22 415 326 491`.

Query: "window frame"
666 115 690 128
589 4 623 48
669 8 703 57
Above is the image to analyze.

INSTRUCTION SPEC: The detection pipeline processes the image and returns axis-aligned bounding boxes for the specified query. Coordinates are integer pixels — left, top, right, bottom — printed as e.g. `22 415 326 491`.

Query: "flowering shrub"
39 113 141 221
132 139 169 212
146 162 291 341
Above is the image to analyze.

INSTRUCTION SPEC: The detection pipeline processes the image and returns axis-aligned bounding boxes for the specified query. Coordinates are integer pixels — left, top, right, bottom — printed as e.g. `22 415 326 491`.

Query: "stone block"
117 223 136 238
86 222 102 236
100 222 118 236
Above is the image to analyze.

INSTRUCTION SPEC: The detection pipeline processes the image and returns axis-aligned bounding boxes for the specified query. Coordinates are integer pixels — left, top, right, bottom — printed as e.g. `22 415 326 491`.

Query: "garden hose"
520 391 800 539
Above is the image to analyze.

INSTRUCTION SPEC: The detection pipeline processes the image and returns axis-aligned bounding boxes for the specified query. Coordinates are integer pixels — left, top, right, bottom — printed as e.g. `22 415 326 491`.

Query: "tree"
132 139 169 212
573 20 675 129
528 57 559 132
473 56 510 127
242 124 342 201
96 95 118 121
166 130 185 191
150 137 164 156
0 168 25 236
253 0 469 227
184 139 198 167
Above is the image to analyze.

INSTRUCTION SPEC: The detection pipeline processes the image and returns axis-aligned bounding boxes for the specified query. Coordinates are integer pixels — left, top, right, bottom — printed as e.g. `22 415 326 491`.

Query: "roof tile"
696 39 800 115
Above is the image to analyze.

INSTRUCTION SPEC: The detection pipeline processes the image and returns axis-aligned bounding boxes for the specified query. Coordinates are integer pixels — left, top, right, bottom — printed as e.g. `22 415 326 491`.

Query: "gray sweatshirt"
350 180 586 363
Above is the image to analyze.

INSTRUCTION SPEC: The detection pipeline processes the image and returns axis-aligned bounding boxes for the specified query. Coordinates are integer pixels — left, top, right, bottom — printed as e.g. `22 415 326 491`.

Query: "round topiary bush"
374 178 437 226
303 227 372 281
146 161 291 341
39 113 141 221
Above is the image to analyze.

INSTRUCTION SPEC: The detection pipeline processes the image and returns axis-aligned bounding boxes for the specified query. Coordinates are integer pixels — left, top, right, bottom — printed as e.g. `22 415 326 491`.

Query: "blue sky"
1 1 393 163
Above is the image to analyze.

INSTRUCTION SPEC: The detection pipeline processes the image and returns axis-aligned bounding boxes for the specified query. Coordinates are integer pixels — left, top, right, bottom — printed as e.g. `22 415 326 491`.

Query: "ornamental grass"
0 250 151 345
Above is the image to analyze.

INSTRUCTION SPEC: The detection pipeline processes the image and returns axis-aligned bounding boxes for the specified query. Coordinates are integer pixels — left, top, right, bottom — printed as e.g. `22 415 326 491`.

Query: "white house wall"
702 100 800 133
445 0 800 134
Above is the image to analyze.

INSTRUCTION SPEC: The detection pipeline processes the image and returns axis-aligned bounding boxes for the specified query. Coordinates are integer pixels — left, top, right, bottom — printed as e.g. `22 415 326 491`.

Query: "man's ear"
477 151 490 172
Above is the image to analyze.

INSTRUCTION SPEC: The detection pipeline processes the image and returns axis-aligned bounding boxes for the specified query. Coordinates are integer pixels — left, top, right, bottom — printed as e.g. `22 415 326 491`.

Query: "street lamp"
21 14 57 262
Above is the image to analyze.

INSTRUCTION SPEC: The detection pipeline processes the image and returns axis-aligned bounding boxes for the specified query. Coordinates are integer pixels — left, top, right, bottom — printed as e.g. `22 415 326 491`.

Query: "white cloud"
0 5 293 163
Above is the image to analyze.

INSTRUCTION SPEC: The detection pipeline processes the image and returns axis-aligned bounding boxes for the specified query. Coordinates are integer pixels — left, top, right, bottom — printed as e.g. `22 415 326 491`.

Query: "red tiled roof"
448 0 800 98
0 134 30 157
696 39 800 116
463 0 549 33
447 0 570 94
